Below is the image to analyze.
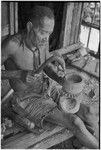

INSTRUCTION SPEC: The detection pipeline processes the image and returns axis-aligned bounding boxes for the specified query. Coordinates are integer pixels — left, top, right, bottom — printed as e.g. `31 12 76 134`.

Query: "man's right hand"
53 52 66 72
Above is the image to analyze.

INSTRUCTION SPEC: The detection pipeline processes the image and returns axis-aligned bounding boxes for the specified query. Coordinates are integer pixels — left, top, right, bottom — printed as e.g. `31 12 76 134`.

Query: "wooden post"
69 3 83 45
59 2 83 48
74 3 82 43
14 2 18 34
8 2 18 35
1 2 18 37
59 3 74 47
9 2 15 35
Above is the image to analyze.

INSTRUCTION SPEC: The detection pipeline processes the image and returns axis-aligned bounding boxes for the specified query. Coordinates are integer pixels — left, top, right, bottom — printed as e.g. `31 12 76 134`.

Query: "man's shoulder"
2 34 22 46
2 34 23 53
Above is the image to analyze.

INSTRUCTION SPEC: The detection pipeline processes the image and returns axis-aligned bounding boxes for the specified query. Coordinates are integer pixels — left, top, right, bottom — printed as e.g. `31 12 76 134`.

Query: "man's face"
30 17 55 48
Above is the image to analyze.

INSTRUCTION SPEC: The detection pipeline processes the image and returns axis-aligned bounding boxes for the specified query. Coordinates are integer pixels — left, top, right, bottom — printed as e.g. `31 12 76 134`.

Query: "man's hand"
43 51 66 86
53 52 66 72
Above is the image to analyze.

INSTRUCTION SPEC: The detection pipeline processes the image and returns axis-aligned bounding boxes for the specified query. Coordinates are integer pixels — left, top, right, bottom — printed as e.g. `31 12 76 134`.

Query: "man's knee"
66 114 86 135
73 115 82 126
70 114 84 129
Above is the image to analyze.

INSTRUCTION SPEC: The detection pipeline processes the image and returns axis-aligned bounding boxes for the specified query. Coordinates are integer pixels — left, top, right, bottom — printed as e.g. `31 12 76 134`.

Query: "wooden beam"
2 2 18 37
1 2 9 36
74 3 82 43
9 2 14 35
1 89 14 104
2 126 73 149
29 129 73 149
59 2 82 49
69 63 99 80
69 3 82 45
51 42 82 56
14 2 18 34
82 20 100 30
59 3 74 47
69 3 77 45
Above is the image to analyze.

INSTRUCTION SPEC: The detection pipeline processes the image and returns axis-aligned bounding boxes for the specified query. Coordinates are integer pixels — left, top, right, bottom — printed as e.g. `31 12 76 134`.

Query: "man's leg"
45 107 99 149
76 103 99 140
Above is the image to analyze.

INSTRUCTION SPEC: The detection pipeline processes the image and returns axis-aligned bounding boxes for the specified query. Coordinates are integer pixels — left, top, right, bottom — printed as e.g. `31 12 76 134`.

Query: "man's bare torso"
3 34 48 92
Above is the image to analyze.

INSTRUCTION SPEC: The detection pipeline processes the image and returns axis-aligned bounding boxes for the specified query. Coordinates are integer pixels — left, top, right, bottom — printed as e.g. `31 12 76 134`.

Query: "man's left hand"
53 52 66 72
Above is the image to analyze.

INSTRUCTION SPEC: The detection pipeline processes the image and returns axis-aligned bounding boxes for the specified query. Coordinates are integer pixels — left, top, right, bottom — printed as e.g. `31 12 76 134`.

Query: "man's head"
26 5 55 48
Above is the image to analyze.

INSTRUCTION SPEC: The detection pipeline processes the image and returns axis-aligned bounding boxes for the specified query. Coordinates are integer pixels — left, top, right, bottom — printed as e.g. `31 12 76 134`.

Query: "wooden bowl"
62 74 84 95
59 96 80 114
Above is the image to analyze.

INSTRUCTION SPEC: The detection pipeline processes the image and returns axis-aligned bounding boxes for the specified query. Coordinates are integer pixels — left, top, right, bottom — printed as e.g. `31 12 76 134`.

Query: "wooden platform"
2 125 73 149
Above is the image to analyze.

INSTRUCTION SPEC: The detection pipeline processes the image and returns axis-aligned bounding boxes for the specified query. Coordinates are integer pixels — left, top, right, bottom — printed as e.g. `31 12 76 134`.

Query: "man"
2 5 99 148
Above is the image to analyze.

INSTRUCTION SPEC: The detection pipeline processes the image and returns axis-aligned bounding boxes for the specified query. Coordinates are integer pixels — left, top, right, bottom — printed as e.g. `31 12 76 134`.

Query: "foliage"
82 2 100 25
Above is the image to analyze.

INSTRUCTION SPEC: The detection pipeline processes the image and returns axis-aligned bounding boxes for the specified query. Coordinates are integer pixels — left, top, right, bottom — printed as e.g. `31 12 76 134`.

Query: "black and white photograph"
1 1 100 149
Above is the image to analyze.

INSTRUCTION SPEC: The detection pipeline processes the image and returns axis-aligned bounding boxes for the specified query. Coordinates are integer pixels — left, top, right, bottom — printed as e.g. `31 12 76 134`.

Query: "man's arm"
2 39 9 65
1 70 23 80
1 37 22 80
1 37 18 64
